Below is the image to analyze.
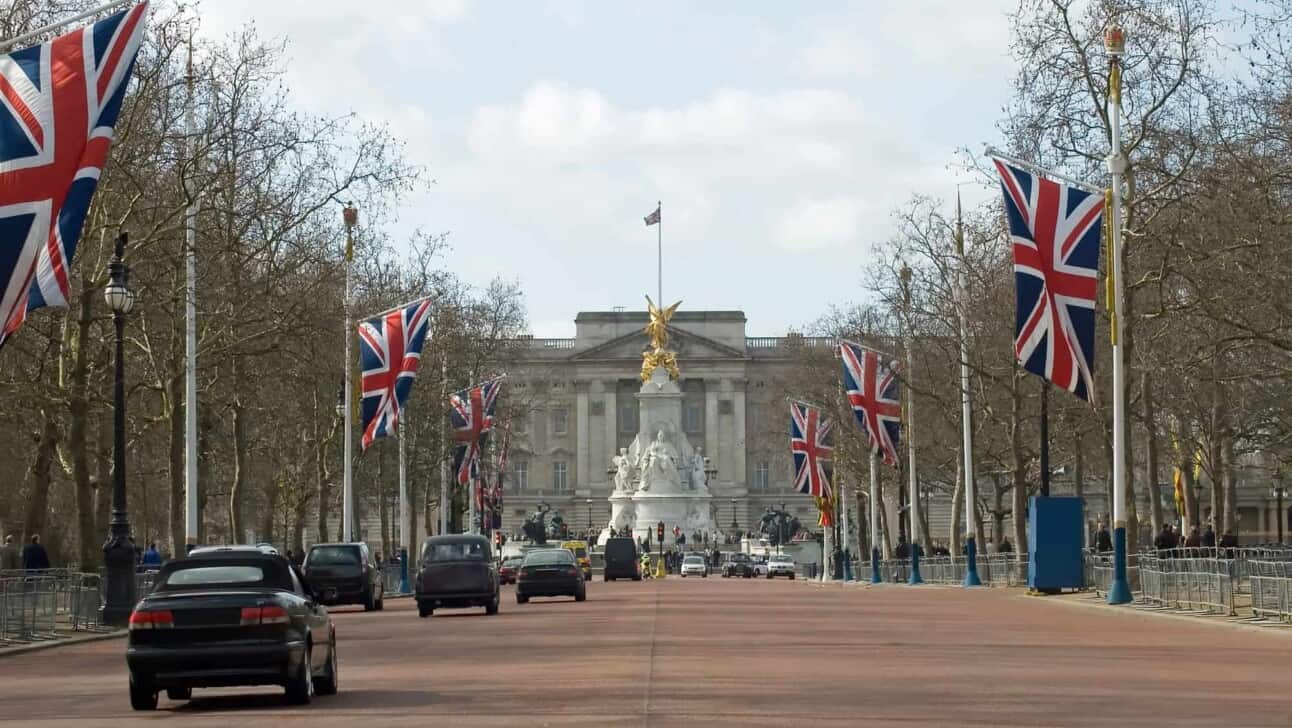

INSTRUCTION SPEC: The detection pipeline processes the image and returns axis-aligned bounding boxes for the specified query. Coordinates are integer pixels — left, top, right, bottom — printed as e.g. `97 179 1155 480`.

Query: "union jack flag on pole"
0 3 149 348
449 376 504 485
840 340 901 466
790 401 833 498
357 297 433 450
993 158 1104 402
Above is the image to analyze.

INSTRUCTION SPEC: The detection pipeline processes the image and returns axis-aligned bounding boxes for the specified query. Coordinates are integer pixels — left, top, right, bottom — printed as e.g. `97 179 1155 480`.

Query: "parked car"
602 537 641 581
561 540 594 582
302 543 385 611
516 548 586 603
125 549 337 710
416 534 499 617
767 553 796 579
752 555 770 578
680 554 708 578
722 553 755 578
498 557 523 585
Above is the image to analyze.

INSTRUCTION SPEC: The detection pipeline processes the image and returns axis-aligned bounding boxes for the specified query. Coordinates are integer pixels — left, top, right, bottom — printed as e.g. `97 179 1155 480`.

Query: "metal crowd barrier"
380 564 407 595
1250 561 1292 622
1137 553 1234 615
0 571 111 646
852 554 1029 587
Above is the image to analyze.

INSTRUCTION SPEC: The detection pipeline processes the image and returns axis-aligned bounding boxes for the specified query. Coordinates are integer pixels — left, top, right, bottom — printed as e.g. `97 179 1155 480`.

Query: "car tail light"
566 567 578 576
128 609 173 630
240 606 290 626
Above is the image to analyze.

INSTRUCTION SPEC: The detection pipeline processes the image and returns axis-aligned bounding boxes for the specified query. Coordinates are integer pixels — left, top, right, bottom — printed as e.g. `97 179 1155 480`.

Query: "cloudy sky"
201 0 1017 337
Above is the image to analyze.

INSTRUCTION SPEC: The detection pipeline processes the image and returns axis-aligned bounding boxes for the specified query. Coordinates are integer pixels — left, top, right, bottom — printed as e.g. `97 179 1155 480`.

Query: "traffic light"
656 521 665 543
494 531 505 548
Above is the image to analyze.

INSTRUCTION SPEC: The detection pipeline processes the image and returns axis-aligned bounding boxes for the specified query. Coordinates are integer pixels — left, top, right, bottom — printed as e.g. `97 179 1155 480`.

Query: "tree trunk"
992 474 1007 548
260 477 279 547
1143 371 1162 537
94 407 112 537
1074 426 1087 546
229 385 248 542
66 289 97 570
24 411 60 544
1181 452 1199 528
1010 369 1027 558
1222 435 1237 537
949 457 963 556
167 369 184 558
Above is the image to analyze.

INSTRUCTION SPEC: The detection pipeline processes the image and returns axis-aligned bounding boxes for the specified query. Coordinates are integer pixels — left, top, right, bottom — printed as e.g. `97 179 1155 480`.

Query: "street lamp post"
778 501 787 556
1273 482 1287 544
585 498 592 532
729 498 737 531
101 232 137 627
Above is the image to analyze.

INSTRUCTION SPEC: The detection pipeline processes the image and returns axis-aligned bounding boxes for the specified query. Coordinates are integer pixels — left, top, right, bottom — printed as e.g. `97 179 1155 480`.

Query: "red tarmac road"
1 578 1289 727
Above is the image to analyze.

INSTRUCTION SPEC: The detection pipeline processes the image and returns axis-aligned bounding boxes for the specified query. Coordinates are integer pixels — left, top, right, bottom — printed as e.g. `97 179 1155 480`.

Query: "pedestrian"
998 538 1013 554
1201 523 1217 548
1218 530 1238 549
1184 525 1202 549
895 535 910 560
21 534 50 572
141 542 162 568
1153 524 1176 553
0 534 19 571
1095 523 1113 553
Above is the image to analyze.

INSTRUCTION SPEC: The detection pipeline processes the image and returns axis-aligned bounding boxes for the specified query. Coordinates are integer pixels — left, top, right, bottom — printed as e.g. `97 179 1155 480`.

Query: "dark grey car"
415 535 499 617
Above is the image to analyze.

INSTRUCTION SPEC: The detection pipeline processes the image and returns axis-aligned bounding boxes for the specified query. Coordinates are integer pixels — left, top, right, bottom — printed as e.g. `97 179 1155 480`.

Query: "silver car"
767 554 796 579
680 555 708 577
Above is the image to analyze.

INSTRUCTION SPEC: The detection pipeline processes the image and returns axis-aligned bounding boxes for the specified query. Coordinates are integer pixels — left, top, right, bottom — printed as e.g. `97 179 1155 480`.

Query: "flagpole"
183 29 200 554
956 192 982 587
900 265 924 584
1105 24 1133 605
1040 381 1051 497
398 406 410 592
0 0 131 51
439 354 448 536
869 450 882 583
342 206 357 543
657 200 662 305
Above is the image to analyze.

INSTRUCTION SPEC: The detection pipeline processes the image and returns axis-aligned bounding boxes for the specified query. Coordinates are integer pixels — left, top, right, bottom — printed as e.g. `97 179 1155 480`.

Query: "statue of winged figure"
641 296 683 382
644 296 682 350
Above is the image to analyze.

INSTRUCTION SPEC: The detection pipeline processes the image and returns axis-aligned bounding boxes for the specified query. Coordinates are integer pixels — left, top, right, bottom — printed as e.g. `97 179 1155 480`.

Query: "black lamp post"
1273 481 1287 545
778 501 788 555
585 498 592 531
729 498 738 530
101 232 137 627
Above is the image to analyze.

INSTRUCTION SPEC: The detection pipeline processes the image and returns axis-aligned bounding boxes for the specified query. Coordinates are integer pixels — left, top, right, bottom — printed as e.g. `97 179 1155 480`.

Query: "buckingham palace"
495 309 834 539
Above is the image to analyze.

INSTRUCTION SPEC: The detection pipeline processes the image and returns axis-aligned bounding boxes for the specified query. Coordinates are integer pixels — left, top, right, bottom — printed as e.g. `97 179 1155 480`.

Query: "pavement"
1 577 1289 727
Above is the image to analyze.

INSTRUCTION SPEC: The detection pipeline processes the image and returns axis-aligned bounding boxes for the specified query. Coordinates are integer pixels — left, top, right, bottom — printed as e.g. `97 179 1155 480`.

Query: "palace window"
754 461 770 490
684 402 703 434
514 461 529 491
552 461 568 492
552 407 568 435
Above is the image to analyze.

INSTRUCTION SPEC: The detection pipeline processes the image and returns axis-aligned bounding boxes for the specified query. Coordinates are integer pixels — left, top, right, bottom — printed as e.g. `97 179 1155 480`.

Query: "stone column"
705 380 719 479
576 383 590 491
1259 503 1269 541
733 380 747 485
603 381 618 475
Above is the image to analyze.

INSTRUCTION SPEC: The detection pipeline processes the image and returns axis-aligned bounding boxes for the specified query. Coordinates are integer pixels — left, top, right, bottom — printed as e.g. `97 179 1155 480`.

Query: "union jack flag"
0 3 149 348
449 376 503 485
790 401 833 498
993 159 1103 402
357 298 433 450
840 340 901 466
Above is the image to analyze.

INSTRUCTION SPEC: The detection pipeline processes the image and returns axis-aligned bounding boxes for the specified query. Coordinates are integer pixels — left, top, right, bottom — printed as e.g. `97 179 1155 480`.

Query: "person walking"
21 534 50 572
1201 523 1217 548
141 542 162 568
1094 523 1113 553
0 535 19 571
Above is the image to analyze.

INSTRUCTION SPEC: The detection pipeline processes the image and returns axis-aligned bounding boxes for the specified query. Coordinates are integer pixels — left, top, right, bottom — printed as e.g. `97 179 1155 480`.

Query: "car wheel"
165 687 192 702
517 593 529 604
363 588 376 612
129 674 157 711
376 588 385 611
285 645 314 705
575 586 586 602
790 574 796 580
486 591 499 615
702 573 708 578
418 604 433 618
680 573 686 578
314 636 339 695
632 575 641 582
606 575 614 582
766 574 773 579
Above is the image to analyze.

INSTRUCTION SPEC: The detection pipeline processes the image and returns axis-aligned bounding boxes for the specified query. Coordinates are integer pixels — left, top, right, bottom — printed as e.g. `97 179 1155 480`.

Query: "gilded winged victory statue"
641 296 682 382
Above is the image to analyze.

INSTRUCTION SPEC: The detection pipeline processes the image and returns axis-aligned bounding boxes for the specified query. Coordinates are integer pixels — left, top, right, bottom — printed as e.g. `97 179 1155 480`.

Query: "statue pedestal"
629 492 715 545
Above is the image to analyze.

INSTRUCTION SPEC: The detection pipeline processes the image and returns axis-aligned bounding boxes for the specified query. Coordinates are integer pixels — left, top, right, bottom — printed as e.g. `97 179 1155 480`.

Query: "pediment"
571 326 745 362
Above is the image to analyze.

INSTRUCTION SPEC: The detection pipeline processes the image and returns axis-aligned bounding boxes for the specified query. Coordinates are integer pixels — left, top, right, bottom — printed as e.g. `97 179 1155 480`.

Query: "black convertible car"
125 547 337 710
416 534 499 617
516 548 586 603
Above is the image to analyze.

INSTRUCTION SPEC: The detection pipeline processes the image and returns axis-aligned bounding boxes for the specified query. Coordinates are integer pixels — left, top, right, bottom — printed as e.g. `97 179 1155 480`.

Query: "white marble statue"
611 500 636 534
612 447 635 494
689 448 709 493
639 429 681 493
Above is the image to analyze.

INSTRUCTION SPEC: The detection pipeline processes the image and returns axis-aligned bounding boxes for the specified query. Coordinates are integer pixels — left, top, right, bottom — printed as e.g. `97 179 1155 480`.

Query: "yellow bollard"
655 555 666 579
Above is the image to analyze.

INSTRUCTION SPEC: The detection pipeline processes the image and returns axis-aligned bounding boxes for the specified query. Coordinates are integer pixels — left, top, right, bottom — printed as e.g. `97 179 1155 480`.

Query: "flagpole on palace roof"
1105 23 1133 605
657 200 662 305
955 191 982 587
183 26 200 553
0 0 132 51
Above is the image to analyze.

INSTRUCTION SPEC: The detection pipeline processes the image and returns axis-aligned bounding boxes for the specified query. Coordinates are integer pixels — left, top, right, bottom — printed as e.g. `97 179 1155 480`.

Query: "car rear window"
163 565 265 587
424 542 487 562
307 546 361 566
684 556 703 564
524 550 574 566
